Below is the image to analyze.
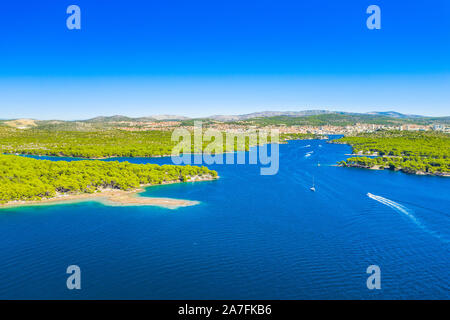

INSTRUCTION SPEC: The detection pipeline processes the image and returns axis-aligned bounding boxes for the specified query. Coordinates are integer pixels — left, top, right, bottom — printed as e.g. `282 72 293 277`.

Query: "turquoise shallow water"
0 139 449 299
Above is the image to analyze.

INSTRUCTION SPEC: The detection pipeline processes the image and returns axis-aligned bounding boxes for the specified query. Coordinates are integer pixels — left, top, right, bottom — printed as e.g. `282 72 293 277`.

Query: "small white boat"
310 177 316 192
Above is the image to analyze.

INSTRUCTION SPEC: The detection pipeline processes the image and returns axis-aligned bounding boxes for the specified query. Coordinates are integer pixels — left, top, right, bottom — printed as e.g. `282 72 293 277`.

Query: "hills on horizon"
44 110 448 122
2 110 449 130
206 110 432 122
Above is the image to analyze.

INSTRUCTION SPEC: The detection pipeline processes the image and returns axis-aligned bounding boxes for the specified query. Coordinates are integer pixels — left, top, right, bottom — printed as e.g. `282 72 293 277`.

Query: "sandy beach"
0 188 199 210
0 176 218 210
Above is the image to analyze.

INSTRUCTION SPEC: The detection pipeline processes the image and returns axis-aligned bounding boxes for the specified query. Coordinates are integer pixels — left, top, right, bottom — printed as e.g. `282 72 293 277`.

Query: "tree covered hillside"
0 126 317 158
336 131 450 175
0 155 217 203
0 127 179 158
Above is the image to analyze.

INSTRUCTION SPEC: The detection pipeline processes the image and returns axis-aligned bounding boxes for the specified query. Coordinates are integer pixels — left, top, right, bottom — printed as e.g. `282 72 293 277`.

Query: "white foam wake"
367 193 419 223
367 193 448 243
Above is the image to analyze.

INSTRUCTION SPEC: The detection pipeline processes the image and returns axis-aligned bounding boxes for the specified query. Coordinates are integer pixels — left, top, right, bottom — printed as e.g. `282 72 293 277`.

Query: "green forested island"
0 155 217 204
0 127 181 158
336 131 450 176
0 124 319 205
0 126 318 158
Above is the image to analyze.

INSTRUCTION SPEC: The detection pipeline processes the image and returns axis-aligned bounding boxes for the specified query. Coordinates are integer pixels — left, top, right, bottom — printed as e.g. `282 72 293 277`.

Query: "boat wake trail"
367 193 448 243
367 193 419 223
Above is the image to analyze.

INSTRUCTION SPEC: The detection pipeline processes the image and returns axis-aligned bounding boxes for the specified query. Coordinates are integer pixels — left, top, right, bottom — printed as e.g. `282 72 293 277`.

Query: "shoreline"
339 164 450 177
0 176 217 210
9 137 327 160
333 137 449 178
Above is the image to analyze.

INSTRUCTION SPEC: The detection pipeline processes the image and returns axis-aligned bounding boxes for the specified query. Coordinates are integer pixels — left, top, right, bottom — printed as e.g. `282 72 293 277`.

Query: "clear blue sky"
0 0 448 119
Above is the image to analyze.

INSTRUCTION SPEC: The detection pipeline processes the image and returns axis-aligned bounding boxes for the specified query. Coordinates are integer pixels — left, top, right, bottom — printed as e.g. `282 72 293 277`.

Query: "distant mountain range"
2 111 449 129
365 111 425 119
80 110 439 122
85 115 190 122
207 110 334 121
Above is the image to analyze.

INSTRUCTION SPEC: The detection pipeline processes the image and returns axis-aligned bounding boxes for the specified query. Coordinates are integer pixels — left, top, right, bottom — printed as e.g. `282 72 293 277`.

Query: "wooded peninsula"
0 155 217 205
336 131 449 176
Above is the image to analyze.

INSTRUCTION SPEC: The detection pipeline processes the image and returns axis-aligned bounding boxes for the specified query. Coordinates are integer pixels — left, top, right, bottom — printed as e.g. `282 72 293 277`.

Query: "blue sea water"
0 139 449 299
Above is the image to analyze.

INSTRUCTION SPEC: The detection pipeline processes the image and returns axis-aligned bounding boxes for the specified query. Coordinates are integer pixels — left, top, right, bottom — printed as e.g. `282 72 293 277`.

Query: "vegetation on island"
0 127 180 158
0 126 321 159
336 131 450 176
0 154 217 204
0 123 318 205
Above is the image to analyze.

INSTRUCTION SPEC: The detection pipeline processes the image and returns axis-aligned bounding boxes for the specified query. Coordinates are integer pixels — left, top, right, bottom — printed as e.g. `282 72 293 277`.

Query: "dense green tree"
0 126 317 158
0 155 217 203
337 131 449 175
